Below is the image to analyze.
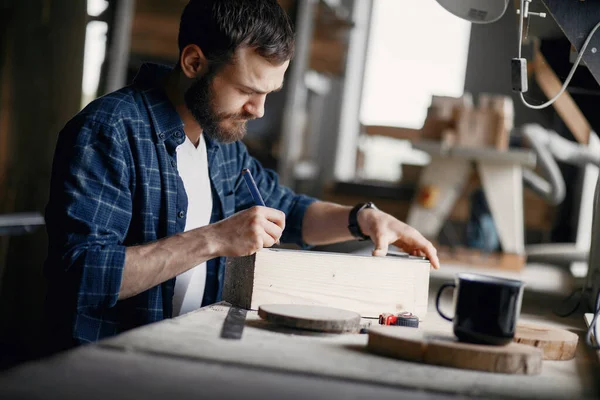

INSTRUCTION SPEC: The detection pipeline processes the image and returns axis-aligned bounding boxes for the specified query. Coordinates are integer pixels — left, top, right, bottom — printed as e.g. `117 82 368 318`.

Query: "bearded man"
43 0 439 352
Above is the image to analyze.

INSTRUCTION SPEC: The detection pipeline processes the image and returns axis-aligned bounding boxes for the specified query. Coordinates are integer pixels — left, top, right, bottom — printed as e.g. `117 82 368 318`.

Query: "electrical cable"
517 0 600 110
586 288 600 349
553 286 600 349
552 286 584 318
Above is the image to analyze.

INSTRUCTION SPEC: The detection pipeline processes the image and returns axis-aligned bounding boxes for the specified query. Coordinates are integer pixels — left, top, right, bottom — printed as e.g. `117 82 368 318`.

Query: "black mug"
436 273 525 346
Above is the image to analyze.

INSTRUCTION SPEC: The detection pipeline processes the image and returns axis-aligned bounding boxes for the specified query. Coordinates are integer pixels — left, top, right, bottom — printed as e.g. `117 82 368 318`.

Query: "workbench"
407 140 536 256
0 258 598 400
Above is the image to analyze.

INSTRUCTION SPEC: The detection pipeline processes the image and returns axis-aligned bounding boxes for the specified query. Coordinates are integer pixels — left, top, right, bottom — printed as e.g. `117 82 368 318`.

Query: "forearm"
120 227 217 300
301 201 354 246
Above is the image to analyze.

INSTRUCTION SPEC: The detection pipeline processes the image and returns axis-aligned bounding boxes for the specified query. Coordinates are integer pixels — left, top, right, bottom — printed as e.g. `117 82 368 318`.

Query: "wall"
0 0 87 366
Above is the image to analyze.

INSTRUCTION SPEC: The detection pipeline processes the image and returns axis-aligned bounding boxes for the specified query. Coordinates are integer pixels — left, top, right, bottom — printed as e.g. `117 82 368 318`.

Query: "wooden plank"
130 12 180 60
367 326 543 375
477 163 525 254
222 248 431 319
363 125 422 141
36 303 595 400
413 140 536 167
532 47 591 145
0 344 447 400
436 246 526 272
406 158 471 239
134 0 187 15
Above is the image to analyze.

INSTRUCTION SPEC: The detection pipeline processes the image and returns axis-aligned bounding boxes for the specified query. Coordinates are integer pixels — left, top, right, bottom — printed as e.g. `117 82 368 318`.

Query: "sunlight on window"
81 0 109 109
357 0 471 182
360 0 472 129
81 21 108 108
87 0 108 17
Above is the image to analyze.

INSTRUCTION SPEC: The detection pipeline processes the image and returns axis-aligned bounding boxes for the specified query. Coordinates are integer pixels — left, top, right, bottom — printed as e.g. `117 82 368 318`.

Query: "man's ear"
179 44 208 79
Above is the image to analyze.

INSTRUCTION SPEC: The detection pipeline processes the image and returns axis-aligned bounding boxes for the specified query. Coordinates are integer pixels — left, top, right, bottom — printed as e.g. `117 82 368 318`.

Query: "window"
358 0 471 181
81 0 109 108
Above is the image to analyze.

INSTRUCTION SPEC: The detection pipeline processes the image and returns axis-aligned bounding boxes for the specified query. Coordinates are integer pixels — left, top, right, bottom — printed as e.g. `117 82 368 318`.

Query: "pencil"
242 169 266 207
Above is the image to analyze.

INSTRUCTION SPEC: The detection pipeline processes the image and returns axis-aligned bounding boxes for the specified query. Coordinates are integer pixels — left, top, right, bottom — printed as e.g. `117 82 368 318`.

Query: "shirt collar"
133 63 221 156
134 63 185 142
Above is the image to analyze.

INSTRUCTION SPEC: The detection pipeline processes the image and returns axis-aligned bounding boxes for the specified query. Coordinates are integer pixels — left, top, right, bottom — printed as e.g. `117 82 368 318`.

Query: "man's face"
184 47 289 143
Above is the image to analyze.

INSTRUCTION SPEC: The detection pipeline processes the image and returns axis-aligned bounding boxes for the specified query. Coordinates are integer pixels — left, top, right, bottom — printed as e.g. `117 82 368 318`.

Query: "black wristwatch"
348 202 378 241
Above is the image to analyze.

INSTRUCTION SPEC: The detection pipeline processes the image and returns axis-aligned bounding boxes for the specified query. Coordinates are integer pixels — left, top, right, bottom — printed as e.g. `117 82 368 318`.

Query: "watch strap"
348 202 375 241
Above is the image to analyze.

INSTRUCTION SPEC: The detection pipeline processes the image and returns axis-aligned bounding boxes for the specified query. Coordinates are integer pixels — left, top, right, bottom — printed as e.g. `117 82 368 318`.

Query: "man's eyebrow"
240 83 284 94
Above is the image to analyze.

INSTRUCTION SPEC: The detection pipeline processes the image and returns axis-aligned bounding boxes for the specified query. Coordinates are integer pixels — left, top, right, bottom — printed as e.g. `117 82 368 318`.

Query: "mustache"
216 110 255 121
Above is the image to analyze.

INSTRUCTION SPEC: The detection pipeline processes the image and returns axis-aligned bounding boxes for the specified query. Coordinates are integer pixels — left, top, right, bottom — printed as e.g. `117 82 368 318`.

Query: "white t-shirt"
172 134 213 317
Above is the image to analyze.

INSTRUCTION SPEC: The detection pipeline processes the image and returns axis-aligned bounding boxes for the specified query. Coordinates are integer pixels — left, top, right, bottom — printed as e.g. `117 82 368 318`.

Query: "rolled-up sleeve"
233 141 317 248
45 118 132 311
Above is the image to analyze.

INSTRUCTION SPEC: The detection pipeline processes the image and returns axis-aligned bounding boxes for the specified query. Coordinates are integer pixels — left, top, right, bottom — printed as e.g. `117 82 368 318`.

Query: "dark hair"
178 0 295 68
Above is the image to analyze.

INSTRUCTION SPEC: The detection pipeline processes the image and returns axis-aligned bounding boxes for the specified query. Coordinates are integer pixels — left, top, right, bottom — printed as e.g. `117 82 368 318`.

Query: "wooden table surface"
0 261 598 400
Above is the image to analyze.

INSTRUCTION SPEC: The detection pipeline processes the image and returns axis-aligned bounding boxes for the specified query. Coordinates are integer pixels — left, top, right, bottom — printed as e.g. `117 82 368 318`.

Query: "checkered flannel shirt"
43 63 316 345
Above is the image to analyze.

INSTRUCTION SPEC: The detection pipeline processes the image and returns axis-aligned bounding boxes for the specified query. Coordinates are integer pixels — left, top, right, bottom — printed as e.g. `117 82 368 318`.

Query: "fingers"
254 206 286 230
390 226 441 269
423 241 440 270
407 234 440 270
246 206 285 248
261 219 283 247
372 233 390 257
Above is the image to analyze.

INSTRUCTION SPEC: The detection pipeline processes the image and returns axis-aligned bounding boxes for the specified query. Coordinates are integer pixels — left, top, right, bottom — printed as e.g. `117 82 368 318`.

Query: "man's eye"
240 89 254 95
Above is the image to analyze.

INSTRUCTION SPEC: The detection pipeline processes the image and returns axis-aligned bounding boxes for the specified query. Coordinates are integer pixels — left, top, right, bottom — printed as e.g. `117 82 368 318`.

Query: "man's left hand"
358 208 440 269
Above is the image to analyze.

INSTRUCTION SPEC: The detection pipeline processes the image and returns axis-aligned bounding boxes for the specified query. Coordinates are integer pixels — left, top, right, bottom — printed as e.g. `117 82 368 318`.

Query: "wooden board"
456 108 507 150
363 125 423 142
258 304 361 333
367 326 543 375
406 157 471 239
532 47 591 145
4 303 600 400
222 248 431 319
436 246 526 272
514 322 579 361
412 140 537 167
477 162 525 255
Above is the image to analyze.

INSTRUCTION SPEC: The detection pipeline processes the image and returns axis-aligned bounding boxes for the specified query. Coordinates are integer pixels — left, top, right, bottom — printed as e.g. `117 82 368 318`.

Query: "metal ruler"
220 306 247 340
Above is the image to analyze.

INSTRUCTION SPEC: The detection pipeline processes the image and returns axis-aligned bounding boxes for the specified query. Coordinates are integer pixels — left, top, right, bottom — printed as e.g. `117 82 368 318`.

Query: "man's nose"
245 95 266 119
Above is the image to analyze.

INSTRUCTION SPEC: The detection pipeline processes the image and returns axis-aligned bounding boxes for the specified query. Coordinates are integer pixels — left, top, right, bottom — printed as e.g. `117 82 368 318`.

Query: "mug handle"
436 282 456 322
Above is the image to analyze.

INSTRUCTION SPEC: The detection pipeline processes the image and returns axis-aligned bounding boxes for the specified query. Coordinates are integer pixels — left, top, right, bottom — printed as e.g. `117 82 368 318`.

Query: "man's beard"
184 72 254 144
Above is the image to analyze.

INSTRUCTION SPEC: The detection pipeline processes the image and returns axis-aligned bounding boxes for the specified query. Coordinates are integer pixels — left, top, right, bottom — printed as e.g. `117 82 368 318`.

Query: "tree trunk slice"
257 304 361 333
514 322 579 360
367 326 543 375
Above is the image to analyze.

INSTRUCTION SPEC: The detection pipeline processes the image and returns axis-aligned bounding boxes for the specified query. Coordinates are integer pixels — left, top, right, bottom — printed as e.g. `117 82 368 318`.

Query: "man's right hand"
206 206 286 257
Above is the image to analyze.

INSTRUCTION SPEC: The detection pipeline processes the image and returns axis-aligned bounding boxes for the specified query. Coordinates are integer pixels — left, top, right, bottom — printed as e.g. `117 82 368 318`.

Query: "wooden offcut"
367 326 543 375
533 48 591 145
514 322 579 360
419 93 512 151
257 304 361 333
222 249 431 319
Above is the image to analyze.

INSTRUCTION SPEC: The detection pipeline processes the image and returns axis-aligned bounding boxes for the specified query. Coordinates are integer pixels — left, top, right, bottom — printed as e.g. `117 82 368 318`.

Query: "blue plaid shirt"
43 63 317 346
